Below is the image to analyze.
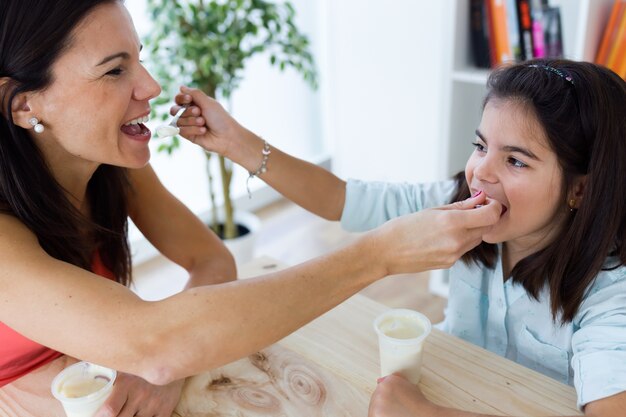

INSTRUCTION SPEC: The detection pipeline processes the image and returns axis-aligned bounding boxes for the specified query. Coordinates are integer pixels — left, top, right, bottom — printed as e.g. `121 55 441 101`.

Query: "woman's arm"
172 87 346 220
127 164 236 287
0 192 500 386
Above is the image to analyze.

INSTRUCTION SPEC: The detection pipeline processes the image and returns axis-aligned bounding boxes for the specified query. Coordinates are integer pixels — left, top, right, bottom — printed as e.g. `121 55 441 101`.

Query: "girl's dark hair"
450 59 626 323
0 0 131 285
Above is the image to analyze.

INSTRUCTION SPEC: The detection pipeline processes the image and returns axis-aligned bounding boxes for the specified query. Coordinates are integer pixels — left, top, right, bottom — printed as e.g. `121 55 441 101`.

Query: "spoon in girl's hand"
155 106 186 138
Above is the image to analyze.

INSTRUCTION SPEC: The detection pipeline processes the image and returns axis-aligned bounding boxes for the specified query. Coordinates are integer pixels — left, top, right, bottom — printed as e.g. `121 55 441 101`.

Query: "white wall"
126 0 450 216
323 0 447 183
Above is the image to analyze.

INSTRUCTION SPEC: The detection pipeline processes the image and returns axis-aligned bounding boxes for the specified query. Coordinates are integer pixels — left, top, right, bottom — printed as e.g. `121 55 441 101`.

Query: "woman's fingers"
94 380 128 417
438 192 503 229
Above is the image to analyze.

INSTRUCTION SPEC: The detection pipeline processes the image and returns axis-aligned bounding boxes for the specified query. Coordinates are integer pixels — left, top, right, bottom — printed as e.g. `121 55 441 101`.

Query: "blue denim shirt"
341 179 626 407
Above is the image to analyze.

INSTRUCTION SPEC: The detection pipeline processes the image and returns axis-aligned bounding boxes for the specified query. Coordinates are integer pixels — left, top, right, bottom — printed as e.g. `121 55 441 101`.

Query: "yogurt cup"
373 308 432 384
51 361 116 417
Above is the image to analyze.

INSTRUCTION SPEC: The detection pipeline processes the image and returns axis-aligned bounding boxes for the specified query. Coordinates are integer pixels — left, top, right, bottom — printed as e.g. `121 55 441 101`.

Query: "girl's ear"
567 175 587 209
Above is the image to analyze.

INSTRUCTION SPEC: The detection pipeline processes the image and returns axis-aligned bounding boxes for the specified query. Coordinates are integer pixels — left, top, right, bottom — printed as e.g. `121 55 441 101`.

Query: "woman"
0 1 501 416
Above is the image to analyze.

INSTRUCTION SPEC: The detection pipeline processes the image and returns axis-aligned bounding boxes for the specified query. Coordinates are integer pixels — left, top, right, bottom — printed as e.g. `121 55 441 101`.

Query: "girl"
0 1 499 416
174 59 626 415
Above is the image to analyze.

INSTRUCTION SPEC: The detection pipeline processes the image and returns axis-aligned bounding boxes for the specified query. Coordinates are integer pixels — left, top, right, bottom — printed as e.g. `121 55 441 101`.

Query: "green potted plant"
144 0 318 247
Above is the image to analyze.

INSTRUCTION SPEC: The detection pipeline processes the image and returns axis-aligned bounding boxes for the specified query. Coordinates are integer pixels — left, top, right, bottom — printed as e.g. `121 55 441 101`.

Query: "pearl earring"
28 117 44 133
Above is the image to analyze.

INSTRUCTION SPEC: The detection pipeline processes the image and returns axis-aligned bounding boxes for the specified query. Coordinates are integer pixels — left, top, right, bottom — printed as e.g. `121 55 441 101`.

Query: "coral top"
0 252 116 387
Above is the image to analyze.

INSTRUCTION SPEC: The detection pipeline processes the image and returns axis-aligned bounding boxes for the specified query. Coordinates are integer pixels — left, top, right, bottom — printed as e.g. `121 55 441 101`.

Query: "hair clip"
527 64 575 86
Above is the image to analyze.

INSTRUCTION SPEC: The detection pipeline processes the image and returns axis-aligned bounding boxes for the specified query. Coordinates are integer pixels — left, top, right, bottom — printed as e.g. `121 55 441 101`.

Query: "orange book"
617 53 626 79
606 7 626 74
596 0 626 65
487 0 513 65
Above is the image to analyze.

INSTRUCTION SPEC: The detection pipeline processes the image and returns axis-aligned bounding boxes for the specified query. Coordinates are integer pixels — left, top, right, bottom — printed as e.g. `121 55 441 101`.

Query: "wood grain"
173 345 368 417
279 292 582 416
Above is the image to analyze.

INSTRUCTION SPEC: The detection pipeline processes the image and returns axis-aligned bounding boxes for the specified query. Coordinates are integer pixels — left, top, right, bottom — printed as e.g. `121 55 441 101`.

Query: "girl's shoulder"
594 259 626 287
576 261 626 322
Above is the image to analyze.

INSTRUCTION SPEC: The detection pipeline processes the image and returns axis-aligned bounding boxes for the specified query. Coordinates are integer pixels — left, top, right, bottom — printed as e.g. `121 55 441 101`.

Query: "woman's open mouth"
121 115 151 141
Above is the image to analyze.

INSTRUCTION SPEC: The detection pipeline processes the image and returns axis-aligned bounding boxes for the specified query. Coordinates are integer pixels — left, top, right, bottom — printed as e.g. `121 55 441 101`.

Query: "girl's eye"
508 157 528 168
106 67 124 76
471 142 486 153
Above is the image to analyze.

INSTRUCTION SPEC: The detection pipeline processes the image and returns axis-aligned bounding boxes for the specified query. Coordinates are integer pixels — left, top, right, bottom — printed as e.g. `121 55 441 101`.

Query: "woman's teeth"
124 115 149 126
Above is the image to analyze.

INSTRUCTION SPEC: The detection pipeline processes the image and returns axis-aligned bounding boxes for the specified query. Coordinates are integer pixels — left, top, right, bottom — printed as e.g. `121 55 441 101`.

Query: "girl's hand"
369 374 438 417
368 191 502 277
94 372 184 417
170 86 248 159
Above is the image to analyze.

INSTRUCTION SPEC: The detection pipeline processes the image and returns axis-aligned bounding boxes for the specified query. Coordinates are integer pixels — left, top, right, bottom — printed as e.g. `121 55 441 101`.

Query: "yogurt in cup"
51 361 116 417
373 308 432 383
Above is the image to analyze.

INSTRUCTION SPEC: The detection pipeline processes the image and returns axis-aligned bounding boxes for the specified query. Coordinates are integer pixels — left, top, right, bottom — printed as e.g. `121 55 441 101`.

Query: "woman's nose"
133 66 162 102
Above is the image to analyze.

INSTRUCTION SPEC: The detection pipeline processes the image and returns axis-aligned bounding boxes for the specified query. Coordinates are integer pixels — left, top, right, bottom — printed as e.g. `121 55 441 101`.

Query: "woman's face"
29 1 160 171
465 99 569 257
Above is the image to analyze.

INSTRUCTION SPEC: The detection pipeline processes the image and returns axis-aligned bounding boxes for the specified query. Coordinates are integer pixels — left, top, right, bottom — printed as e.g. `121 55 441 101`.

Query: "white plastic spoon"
155 106 186 138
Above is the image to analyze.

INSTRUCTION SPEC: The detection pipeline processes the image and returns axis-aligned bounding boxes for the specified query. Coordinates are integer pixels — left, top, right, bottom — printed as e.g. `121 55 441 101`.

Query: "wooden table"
0 257 581 416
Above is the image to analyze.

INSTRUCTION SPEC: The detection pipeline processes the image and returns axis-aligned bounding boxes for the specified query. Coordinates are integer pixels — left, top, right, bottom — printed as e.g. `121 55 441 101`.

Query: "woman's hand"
369 375 438 417
366 191 501 277
94 372 184 417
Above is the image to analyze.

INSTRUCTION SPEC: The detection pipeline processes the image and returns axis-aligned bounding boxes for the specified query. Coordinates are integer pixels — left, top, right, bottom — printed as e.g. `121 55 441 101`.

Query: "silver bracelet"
246 140 271 199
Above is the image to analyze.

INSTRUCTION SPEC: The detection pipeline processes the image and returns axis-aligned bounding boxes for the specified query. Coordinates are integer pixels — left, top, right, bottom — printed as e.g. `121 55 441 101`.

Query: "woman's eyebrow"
475 129 541 161
96 45 142 67
96 52 129 66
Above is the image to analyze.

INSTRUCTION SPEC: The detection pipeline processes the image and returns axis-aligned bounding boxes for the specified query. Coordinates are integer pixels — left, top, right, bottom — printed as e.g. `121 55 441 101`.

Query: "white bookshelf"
430 0 615 298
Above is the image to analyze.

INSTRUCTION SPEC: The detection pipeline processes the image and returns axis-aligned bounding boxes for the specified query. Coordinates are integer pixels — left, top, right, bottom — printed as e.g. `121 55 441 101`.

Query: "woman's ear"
567 175 587 209
0 78 38 130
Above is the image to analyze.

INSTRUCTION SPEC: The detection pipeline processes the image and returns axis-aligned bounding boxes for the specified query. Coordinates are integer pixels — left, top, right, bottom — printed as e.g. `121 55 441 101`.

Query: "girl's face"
27 2 161 172
465 99 570 257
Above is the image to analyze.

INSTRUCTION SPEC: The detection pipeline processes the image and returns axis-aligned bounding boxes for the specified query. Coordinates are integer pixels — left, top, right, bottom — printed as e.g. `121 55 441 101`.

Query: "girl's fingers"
169 105 200 117
174 93 193 106
176 116 205 127
178 126 207 137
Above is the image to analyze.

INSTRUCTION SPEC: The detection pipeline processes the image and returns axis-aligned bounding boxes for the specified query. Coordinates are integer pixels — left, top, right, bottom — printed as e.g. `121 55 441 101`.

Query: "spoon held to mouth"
155 106 186 138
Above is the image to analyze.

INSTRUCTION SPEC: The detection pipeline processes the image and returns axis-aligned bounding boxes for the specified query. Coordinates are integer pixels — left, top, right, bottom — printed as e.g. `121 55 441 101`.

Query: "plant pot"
214 211 261 266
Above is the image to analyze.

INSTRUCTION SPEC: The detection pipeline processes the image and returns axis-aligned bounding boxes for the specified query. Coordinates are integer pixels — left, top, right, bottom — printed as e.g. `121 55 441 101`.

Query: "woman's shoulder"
0 212 41 248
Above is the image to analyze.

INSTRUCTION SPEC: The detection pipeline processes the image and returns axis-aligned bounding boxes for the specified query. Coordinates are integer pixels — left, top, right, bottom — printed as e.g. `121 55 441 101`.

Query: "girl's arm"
0 192 500 386
368 374 624 417
173 87 346 220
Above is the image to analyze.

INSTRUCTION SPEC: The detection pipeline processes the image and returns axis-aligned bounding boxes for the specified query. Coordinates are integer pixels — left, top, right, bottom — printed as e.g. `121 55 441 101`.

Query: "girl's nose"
473 156 498 184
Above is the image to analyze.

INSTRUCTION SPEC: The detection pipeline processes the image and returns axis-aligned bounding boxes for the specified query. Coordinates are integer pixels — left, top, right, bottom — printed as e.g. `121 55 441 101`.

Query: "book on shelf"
506 0 523 61
487 0 513 65
470 0 492 68
543 7 563 59
596 0 626 79
529 0 544 58
469 0 564 69
516 0 534 61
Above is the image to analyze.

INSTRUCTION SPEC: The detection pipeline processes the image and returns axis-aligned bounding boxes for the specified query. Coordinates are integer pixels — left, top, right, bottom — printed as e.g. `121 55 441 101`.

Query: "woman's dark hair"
0 0 131 285
450 59 626 323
